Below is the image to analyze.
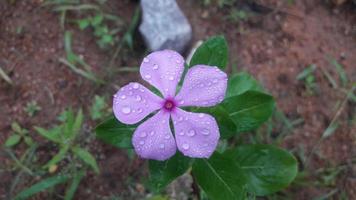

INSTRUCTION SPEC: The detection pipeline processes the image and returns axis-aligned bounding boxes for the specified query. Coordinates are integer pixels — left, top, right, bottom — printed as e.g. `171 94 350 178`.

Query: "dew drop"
178 117 183 121
179 100 185 104
176 59 181 64
150 131 155 135
187 129 196 137
140 132 147 138
198 113 205 118
178 131 184 136
121 107 131 114
135 95 142 101
113 94 117 98
182 143 190 150
137 108 143 113
202 129 210 135
164 135 171 139
168 76 174 81
120 95 126 99
139 140 145 145
153 64 159 70
132 83 139 89
145 74 151 79
159 144 165 149
143 57 149 63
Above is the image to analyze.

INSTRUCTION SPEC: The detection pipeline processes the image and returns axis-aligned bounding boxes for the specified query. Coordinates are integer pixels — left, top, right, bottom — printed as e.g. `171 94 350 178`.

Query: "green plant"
96 36 298 200
24 100 42 117
34 109 99 173
297 64 318 95
59 31 104 84
4 122 33 147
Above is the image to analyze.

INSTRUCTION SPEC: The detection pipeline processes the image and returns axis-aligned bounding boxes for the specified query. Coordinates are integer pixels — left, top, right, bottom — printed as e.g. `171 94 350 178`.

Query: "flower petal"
172 108 219 158
113 82 163 124
175 65 228 107
132 111 177 160
140 50 185 98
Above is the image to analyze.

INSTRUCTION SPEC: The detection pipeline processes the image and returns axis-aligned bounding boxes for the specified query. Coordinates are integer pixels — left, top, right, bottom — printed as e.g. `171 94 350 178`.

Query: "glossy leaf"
95 116 136 148
226 72 263 98
222 91 275 133
230 144 298 196
14 175 69 200
149 152 190 192
72 147 100 174
192 152 247 200
5 134 21 147
189 36 228 70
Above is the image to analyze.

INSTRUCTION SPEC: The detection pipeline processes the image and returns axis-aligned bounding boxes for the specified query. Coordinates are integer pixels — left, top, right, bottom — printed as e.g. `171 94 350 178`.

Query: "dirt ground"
0 0 355 199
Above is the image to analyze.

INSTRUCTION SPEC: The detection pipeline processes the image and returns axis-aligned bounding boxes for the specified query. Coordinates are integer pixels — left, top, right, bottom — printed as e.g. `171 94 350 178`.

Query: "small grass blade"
14 175 69 200
64 170 85 200
0 66 13 85
296 64 316 80
329 58 348 87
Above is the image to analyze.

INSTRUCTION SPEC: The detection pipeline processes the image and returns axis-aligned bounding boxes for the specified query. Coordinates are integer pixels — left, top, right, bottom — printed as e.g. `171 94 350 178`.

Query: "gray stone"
139 0 192 53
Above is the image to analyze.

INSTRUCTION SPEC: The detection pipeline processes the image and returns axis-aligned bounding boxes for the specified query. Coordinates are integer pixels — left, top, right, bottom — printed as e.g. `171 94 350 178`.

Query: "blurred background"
0 0 355 199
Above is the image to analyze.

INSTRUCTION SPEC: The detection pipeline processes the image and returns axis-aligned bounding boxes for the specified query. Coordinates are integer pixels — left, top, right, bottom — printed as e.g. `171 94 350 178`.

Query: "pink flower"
113 50 227 160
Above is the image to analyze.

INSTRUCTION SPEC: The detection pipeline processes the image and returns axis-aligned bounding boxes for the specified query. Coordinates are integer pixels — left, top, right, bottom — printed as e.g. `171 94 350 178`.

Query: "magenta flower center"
163 99 176 112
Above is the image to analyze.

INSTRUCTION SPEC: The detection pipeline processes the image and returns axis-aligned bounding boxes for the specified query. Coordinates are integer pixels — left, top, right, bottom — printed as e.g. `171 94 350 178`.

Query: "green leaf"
230 144 298 196
5 134 21 147
101 34 113 44
24 136 33 146
34 126 62 143
71 109 83 139
72 147 100 174
189 36 228 70
330 58 348 87
226 72 263 98
43 145 70 168
91 13 104 26
149 152 190 191
296 64 316 80
78 18 90 30
64 170 85 200
14 175 69 200
90 95 107 120
222 91 275 133
11 122 23 133
195 106 236 139
95 116 136 148
192 152 247 200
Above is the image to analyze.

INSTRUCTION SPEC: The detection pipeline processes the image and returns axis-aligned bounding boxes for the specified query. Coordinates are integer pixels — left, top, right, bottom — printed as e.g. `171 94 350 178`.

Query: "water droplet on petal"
168 76 174 81
187 129 196 137
132 83 139 89
176 59 181 64
135 95 142 101
113 94 117 98
139 140 145 145
202 129 210 135
145 74 151 79
182 143 190 150
121 107 131 114
165 135 171 139
120 95 126 99
213 79 218 83
140 132 147 138
179 100 185 104
199 113 205 118
143 57 149 63
137 108 143 113
128 91 133 95
159 144 165 149
150 131 155 135
178 131 184 136
153 64 159 70
178 117 183 121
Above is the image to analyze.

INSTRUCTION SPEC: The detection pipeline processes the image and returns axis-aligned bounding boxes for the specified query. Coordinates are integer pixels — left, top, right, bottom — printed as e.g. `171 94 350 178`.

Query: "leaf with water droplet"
148 152 191 192
189 36 228 70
